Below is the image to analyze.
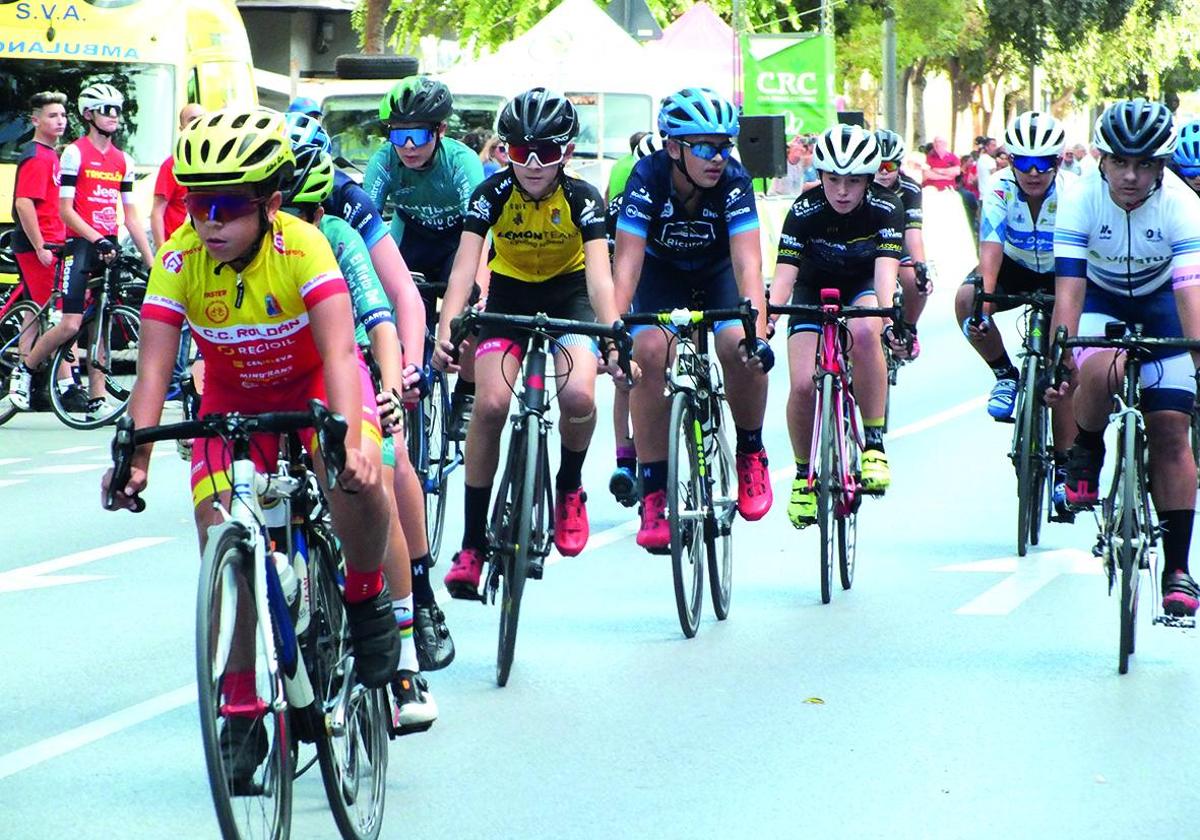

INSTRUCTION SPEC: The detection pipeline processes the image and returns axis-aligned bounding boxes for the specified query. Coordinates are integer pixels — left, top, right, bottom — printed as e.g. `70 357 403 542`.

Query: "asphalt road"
1 192 1197 839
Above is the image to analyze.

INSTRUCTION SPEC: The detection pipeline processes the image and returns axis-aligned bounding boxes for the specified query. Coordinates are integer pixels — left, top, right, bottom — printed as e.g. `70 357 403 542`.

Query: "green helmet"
379 76 452 124
285 146 334 205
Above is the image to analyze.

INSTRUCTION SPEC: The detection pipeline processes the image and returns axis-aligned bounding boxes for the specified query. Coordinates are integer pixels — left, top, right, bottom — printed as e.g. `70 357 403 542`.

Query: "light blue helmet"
657 87 739 138
287 96 321 118
284 111 332 155
1173 119 1200 169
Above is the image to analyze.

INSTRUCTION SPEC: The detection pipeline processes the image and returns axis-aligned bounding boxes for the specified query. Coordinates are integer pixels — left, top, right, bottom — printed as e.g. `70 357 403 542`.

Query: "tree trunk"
899 64 913 141
363 0 388 54
911 58 928 146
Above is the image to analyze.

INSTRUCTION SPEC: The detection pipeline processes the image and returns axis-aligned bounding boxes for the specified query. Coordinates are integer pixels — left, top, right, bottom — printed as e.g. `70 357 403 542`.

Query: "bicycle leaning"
969 272 1070 557
107 402 396 840
769 288 910 605
0 243 143 428
1052 324 1200 675
447 308 633 686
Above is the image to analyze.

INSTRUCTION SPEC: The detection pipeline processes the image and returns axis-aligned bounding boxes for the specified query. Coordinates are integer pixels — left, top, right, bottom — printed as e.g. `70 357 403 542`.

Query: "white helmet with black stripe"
1004 111 1066 157
813 124 881 175
78 83 124 116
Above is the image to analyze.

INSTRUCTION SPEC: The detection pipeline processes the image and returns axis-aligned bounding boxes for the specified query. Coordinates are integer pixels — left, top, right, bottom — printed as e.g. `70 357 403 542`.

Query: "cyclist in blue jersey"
954 111 1078 519
283 147 438 728
1047 99 1200 617
1171 118 1200 196
364 77 486 441
286 110 456 671
613 87 773 552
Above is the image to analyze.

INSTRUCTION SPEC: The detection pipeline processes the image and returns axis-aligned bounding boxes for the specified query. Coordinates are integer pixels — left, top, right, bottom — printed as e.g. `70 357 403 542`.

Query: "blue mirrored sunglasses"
388 126 436 148
679 139 736 161
1011 154 1057 174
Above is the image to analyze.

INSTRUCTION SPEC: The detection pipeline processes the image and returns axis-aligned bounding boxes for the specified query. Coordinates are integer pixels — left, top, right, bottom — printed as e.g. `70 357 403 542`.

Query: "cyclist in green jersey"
284 146 437 731
364 77 486 440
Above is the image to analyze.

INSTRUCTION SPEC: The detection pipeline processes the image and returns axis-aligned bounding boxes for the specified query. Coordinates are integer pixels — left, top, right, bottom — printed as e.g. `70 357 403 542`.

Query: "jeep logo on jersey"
162 250 184 273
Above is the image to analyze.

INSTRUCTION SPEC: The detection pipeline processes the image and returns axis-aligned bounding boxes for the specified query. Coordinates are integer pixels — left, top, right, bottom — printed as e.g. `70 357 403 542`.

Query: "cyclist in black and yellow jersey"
432 87 631 599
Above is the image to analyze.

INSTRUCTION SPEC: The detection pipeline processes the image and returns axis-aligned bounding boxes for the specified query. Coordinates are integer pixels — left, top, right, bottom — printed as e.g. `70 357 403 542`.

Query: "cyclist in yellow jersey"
102 109 400 781
432 88 633 599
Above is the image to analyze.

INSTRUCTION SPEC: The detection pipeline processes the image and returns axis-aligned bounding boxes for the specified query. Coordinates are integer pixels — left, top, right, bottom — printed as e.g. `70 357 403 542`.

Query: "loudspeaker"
737 114 787 179
837 110 867 128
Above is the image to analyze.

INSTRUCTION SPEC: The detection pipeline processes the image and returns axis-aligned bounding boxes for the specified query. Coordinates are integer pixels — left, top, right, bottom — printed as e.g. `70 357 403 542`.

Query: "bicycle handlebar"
622 297 761 359
1050 324 1200 389
448 309 636 382
105 400 348 512
969 272 1054 327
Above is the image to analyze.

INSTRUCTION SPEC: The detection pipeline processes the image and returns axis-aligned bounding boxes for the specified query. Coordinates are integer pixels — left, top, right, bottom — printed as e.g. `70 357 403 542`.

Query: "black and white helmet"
873 129 905 164
813 125 880 175
497 88 578 145
1093 98 1176 159
1004 111 1065 157
78 83 124 116
636 132 661 158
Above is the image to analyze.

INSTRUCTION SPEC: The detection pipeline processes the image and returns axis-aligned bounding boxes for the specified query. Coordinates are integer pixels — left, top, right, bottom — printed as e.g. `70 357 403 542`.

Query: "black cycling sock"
794 458 809 480
410 553 435 607
616 455 637 474
641 460 667 495
735 426 764 454
1074 425 1105 452
987 352 1018 382
1054 450 1068 468
1160 510 1194 578
864 425 885 453
556 444 588 492
461 483 492 552
453 377 476 396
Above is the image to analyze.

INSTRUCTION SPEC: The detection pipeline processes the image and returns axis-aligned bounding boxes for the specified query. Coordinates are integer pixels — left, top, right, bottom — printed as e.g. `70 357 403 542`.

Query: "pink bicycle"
769 288 906 603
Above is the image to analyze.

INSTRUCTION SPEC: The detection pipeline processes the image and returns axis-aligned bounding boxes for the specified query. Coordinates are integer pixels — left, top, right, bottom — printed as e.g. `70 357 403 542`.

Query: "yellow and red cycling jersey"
142 213 348 392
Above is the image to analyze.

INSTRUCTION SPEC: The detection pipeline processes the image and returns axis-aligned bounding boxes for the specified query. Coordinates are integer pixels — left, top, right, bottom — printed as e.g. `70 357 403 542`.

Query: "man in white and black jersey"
1048 99 1200 617
954 112 1078 517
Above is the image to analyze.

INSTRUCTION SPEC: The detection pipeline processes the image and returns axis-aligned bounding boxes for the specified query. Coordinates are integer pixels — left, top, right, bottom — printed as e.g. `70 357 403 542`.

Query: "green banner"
740 33 836 137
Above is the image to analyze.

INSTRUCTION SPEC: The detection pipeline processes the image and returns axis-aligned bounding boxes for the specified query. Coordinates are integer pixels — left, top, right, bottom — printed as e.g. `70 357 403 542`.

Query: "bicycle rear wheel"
1013 359 1037 557
48 304 139 429
496 422 537 686
307 530 388 840
667 392 705 637
0 301 40 426
196 523 293 840
1117 418 1143 675
816 375 837 605
838 396 860 591
706 420 735 620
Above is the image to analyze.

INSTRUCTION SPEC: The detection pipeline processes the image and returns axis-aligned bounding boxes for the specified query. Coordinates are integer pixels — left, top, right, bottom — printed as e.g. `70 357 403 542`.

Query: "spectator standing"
1077 142 1099 176
769 134 820 196
976 135 998 194
923 135 960 190
1060 146 1081 175
151 103 205 249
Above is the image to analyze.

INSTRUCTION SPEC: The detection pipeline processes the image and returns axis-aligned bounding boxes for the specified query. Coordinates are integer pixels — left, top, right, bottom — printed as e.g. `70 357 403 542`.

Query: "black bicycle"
448 309 632 686
1052 324 1200 674
970 274 1062 556
622 300 756 637
108 404 394 839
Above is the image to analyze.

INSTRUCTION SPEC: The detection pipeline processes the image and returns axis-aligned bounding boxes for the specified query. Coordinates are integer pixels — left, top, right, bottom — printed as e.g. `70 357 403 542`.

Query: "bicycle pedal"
526 559 544 580
1154 614 1197 630
645 545 671 556
392 719 435 738
993 415 1016 425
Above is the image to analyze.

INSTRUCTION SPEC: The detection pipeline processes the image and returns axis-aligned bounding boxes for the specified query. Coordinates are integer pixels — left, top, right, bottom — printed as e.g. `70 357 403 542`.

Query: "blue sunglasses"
388 126 436 148
679 138 736 161
1011 154 1057 174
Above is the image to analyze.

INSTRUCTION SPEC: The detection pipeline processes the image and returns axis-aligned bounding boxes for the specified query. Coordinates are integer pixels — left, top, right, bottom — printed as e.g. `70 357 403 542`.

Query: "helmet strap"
85 114 117 139
672 154 705 201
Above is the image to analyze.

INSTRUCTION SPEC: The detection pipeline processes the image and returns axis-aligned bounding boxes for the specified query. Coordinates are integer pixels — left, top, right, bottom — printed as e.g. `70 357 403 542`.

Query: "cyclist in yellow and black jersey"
432 87 629 600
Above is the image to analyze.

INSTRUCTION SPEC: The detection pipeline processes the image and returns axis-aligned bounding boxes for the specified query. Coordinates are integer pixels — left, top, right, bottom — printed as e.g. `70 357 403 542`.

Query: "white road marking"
0 537 174 594
0 479 28 490
937 548 1101 615
890 395 988 441
47 445 103 455
0 684 195 780
12 464 105 475
0 457 30 467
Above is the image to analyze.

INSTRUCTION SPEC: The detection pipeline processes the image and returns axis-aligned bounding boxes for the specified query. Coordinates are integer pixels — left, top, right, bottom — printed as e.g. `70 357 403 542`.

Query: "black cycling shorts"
961 254 1054 313
630 253 742 335
476 270 597 357
786 263 876 336
61 236 117 314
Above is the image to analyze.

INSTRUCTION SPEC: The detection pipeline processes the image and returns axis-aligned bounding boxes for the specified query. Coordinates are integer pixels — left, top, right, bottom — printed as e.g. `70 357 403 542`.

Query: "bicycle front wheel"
1013 358 1037 557
307 530 388 840
706 419 735 620
424 370 452 563
196 523 293 840
0 301 41 427
1117 418 1143 675
667 392 705 637
497 422 537 686
839 396 860 591
816 375 837 605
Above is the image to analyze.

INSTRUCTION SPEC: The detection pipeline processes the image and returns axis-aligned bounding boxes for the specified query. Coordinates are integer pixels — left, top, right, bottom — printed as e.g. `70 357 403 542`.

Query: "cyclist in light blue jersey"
283 147 439 731
364 76 486 441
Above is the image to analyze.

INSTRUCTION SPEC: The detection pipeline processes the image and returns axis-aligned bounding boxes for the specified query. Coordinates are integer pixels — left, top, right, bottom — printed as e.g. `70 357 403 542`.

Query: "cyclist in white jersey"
955 112 1078 519
1048 99 1200 617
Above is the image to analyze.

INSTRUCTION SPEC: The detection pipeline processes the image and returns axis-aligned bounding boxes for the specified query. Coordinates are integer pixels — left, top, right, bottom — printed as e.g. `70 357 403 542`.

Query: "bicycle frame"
808 299 864 514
